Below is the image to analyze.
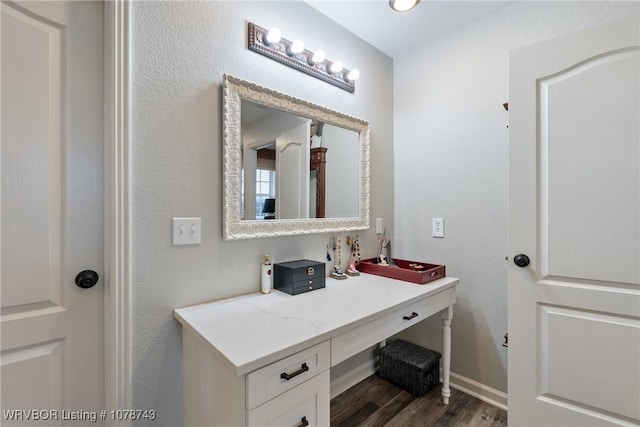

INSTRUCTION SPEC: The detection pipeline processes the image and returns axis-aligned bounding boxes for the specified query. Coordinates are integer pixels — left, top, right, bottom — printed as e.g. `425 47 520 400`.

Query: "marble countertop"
174 273 458 376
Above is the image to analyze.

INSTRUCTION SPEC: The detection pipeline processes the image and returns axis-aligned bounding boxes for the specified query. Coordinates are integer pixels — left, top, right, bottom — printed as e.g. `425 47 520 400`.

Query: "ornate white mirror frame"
222 74 370 240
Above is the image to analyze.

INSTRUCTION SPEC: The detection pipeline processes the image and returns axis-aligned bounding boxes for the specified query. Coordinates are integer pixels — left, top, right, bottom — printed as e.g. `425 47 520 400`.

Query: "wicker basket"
378 339 441 397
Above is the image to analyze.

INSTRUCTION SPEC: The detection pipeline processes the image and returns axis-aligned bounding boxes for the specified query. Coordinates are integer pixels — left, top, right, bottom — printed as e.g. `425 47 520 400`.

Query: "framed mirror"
222 74 370 240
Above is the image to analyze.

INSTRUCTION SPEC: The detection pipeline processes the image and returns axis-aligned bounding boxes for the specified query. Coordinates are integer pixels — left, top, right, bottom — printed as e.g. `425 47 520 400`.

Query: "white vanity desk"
174 274 457 427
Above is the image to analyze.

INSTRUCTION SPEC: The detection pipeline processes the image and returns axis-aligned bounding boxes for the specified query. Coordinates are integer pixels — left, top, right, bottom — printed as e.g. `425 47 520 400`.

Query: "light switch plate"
375 218 383 234
432 218 444 238
172 218 201 245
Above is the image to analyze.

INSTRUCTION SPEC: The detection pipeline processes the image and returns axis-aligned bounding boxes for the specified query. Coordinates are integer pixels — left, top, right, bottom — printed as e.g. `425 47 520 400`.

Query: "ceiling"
305 0 514 58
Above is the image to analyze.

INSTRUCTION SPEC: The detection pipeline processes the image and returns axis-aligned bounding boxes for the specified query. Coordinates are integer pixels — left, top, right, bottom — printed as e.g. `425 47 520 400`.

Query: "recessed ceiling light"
389 0 420 12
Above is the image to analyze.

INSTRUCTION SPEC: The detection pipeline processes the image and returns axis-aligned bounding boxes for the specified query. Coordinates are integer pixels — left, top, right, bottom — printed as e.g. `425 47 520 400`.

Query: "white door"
508 16 639 426
1 1 104 425
276 122 310 219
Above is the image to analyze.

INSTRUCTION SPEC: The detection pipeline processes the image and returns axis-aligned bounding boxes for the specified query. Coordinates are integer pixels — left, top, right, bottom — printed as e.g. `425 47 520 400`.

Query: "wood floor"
330 375 507 427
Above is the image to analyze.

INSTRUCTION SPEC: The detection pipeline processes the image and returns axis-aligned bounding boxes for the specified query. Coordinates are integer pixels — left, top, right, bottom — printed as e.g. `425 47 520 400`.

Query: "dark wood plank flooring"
330 375 507 427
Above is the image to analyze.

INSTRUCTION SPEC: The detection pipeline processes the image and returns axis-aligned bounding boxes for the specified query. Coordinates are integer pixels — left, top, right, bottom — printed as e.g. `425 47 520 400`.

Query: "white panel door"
1 1 104 424
509 16 640 426
276 122 310 220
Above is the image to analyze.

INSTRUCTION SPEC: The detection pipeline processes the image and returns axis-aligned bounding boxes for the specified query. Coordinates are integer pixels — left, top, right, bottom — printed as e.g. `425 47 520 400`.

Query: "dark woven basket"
378 339 441 397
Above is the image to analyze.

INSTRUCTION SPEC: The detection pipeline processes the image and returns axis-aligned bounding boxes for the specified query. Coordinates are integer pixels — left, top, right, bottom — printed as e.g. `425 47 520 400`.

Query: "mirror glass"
222 74 370 240
240 100 360 221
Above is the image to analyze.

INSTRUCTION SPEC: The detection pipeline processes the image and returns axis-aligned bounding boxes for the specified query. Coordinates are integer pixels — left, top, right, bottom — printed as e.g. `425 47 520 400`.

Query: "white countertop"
174 273 458 376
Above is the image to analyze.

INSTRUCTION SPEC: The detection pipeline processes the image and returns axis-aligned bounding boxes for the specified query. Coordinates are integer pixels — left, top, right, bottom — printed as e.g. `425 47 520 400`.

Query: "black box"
274 259 325 295
378 339 441 397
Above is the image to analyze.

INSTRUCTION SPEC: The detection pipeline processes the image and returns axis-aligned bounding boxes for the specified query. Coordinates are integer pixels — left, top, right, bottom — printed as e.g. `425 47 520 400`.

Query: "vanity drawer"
247 370 330 427
291 277 325 294
246 340 330 410
331 288 455 365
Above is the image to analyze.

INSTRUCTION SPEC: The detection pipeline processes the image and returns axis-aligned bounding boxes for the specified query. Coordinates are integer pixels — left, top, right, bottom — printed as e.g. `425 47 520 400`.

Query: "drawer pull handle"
403 312 419 321
280 363 309 381
297 416 309 427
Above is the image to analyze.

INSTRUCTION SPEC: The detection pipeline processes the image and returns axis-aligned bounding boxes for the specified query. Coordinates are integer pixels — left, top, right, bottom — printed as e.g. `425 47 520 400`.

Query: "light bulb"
289 39 304 54
265 28 281 45
291 40 304 53
311 49 325 64
330 60 344 73
346 69 360 82
389 0 419 12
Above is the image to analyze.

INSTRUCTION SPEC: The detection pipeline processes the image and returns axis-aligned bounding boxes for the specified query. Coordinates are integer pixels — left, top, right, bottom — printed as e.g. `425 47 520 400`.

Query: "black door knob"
513 254 530 267
75 270 99 289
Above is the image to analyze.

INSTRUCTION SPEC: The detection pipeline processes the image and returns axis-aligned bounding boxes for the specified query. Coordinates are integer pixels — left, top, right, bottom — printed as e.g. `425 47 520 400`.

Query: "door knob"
75 270 99 289
513 254 530 267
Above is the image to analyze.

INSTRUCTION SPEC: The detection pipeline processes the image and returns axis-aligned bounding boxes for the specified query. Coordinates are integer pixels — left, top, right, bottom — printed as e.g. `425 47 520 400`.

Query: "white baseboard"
329 360 508 411
448 371 508 411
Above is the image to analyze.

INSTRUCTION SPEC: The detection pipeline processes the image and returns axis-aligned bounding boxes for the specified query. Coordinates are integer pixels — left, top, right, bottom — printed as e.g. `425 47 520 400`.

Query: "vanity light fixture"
389 0 420 12
248 22 359 93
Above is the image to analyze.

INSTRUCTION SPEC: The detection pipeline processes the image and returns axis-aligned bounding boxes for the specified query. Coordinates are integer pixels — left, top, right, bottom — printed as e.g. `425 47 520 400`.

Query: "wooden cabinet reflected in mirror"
310 147 327 218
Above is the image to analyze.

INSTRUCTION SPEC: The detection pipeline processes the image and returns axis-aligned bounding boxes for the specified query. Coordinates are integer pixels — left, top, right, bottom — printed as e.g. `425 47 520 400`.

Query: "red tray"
357 258 445 284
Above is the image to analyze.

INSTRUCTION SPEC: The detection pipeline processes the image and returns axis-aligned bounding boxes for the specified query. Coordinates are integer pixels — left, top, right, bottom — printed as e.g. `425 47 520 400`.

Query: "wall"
393 1 639 400
130 1 393 425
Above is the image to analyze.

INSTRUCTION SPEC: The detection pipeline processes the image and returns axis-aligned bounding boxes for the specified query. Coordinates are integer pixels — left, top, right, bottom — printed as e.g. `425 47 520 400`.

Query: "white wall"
393 1 639 397
130 2 393 425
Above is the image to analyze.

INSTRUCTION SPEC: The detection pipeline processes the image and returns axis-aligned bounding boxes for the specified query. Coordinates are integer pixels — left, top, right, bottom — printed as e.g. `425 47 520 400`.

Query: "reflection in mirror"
241 100 310 220
240 100 360 221
222 74 370 240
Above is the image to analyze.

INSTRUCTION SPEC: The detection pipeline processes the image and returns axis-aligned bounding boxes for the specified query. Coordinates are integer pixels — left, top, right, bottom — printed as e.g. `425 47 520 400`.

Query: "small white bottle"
261 254 272 294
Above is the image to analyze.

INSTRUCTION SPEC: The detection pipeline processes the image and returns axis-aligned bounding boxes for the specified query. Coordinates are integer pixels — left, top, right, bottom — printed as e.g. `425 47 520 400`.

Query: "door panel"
276 122 310 219
1 1 104 422
541 50 639 284
539 305 640 420
1 341 64 415
1 1 63 308
509 15 640 427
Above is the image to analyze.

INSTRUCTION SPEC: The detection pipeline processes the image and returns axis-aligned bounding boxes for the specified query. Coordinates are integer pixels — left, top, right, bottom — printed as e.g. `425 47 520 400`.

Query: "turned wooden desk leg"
441 306 453 404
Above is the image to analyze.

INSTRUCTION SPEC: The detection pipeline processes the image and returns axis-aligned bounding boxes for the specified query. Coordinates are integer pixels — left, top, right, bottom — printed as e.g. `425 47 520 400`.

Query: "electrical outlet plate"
432 218 444 238
172 218 201 245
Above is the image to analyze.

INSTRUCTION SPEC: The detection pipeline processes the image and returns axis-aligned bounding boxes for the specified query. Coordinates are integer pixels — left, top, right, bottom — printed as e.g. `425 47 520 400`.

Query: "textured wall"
393 1 639 395
130 1 393 425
